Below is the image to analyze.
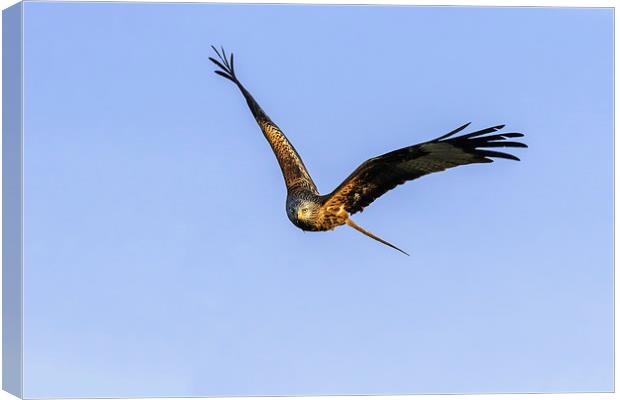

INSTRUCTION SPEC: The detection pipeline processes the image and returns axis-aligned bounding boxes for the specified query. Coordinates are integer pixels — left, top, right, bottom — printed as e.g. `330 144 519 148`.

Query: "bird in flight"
209 47 526 255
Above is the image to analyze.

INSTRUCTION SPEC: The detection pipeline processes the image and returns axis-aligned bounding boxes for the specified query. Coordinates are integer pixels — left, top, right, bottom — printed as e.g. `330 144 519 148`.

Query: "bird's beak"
297 210 303 220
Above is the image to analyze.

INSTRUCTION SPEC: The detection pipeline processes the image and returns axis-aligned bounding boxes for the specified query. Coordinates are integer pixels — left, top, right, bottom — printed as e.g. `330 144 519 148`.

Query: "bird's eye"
302 208 308 213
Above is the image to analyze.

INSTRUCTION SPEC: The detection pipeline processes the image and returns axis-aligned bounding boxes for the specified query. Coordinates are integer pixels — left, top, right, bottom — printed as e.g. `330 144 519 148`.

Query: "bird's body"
209 47 526 255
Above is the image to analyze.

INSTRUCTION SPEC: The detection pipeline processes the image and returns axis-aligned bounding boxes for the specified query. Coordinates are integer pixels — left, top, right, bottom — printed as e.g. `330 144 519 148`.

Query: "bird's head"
286 198 320 229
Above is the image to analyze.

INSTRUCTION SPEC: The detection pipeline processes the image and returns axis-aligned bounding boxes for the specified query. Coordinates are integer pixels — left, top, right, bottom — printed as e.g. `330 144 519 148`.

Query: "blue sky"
21 3 612 397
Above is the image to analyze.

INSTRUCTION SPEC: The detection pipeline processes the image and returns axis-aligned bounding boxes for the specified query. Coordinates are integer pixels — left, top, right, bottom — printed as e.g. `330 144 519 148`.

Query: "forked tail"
345 219 409 256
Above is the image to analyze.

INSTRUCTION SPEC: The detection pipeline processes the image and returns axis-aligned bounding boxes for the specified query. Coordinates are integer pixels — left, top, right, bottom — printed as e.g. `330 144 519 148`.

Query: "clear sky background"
21 3 612 398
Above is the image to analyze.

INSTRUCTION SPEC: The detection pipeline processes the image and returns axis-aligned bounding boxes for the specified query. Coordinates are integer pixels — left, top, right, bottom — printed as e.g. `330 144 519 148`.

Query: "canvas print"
2 2 613 398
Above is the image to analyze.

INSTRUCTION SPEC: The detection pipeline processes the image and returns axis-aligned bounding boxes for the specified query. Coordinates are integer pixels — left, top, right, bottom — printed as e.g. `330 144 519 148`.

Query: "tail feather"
345 219 409 256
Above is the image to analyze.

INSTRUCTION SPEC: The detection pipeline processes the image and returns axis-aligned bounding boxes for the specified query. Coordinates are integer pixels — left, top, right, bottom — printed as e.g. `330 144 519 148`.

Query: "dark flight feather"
319 125 527 216
434 122 472 140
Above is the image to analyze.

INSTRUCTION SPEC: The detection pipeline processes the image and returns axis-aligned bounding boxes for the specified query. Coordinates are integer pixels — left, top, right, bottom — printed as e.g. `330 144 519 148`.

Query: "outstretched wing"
320 123 526 215
209 47 318 193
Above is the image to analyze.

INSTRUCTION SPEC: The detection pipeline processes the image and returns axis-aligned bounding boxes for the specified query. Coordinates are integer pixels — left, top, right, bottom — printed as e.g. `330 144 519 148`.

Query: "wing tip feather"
438 123 526 162
209 45 238 83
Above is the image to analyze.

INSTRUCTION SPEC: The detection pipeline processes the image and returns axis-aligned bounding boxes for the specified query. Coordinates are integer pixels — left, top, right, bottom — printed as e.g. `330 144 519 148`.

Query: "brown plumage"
209 47 527 255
